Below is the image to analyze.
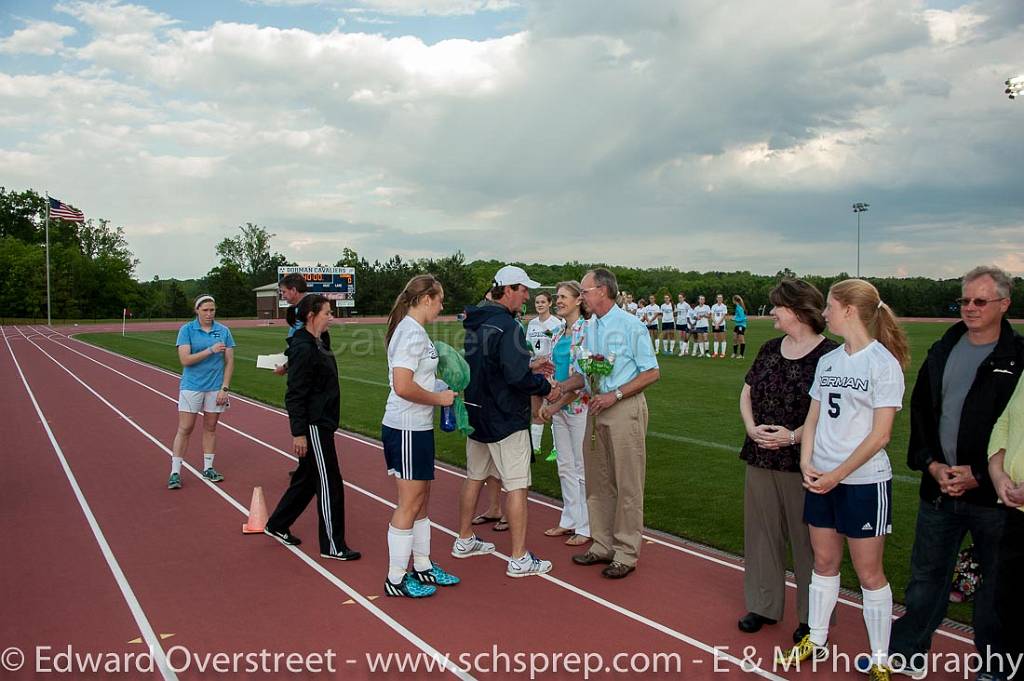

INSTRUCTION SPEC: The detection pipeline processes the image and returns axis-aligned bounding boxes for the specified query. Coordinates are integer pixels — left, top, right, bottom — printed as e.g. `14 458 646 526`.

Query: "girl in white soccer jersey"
692 295 711 357
645 294 662 349
675 293 692 356
780 279 909 681
659 294 676 355
381 275 460 598
711 294 729 358
526 292 564 461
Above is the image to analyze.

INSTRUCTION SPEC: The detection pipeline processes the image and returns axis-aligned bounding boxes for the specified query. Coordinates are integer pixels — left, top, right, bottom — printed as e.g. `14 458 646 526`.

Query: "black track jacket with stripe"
285 328 340 436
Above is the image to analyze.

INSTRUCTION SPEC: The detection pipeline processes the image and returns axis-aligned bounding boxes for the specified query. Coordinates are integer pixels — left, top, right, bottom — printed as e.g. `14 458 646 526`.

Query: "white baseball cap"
493 265 541 289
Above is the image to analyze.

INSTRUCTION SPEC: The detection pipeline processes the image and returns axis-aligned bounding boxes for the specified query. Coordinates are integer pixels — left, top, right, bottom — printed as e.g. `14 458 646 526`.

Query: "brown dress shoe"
572 551 612 566
601 561 635 579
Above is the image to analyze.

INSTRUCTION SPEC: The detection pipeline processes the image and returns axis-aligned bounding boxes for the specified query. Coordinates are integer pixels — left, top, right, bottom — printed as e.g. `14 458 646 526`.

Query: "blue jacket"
463 300 551 443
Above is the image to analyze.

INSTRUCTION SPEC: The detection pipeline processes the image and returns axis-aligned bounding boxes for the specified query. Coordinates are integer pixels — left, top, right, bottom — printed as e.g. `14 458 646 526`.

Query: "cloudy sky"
1 0 1022 281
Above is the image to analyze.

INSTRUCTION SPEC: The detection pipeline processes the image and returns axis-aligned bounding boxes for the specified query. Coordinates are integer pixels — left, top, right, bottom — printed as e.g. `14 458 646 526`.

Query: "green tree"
215 223 292 289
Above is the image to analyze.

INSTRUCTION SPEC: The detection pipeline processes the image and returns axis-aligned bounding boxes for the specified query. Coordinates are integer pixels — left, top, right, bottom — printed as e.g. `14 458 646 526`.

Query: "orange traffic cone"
242 486 268 534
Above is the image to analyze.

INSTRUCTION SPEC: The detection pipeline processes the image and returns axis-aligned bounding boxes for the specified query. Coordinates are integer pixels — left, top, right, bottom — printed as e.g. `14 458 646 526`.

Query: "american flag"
48 197 85 222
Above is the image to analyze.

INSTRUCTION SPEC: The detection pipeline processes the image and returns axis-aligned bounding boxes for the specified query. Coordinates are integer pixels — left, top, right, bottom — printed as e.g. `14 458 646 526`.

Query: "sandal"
471 514 502 526
565 534 591 546
544 526 574 537
493 518 510 532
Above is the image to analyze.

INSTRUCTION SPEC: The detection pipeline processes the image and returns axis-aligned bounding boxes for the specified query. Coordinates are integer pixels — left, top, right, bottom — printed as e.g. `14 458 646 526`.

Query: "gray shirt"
939 334 996 465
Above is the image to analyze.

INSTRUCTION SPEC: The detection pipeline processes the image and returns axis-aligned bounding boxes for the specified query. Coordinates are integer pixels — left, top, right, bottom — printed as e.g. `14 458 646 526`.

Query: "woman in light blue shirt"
169 294 235 489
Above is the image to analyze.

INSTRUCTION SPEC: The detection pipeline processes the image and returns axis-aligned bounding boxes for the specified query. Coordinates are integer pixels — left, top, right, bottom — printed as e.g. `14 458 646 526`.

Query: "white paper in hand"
256 353 288 370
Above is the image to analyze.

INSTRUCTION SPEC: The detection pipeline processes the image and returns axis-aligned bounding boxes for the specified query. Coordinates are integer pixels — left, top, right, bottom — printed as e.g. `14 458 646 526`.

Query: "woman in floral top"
737 279 838 643
539 280 591 546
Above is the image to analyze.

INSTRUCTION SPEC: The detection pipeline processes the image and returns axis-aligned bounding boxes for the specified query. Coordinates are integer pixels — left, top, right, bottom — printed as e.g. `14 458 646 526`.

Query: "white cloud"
0 20 76 55
2 0 1022 280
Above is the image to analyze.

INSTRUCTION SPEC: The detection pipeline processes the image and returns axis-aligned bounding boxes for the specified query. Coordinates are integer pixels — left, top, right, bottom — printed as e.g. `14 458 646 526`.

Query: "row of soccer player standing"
621 291 749 358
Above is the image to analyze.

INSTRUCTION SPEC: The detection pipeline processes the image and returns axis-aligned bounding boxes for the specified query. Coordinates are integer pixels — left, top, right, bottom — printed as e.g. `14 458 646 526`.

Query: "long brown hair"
732 294 746 311
386 274 443 346
829 279 910 368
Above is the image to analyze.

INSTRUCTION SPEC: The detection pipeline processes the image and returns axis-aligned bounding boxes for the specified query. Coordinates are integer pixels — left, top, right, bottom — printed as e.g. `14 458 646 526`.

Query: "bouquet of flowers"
577 348 615 393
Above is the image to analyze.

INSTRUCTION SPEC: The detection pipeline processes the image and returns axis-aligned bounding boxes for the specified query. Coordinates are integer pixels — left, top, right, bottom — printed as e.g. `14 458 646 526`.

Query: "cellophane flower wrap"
577 348 615 394
434 341 474 436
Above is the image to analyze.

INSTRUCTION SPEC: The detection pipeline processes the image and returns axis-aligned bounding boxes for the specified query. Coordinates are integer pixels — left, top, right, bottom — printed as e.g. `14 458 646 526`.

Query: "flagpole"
45 192 52 327
123 308 127 336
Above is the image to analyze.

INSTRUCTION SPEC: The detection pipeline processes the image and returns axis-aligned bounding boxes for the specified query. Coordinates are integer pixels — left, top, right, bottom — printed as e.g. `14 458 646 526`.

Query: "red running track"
0 323 976 680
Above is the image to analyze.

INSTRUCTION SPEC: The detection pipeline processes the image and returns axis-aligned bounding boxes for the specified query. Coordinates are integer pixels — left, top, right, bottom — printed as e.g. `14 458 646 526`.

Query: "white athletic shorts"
178 390 228 414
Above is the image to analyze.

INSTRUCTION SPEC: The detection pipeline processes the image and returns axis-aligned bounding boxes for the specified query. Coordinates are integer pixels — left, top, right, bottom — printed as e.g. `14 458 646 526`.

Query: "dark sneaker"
167 472 182 490
321 547 361 561
601 561 635 579
264 527 302 546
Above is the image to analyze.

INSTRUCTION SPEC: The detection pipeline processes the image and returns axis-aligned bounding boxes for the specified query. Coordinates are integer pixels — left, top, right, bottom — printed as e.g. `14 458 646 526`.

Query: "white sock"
171 456 183 474
668 340 675 351
655 339 661 351
530 424 544 451
808 571 841 646
203 453 215 470
682 341 689 355
387 524 414 584
862 583 893 667
412 517 432 572
704 341 710 355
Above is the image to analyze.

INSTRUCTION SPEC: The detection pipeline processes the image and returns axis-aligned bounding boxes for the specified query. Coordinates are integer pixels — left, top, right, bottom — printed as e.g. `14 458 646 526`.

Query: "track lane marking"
30 327 791 679
42 326 974 647
14 326 473 681
2 327 179 681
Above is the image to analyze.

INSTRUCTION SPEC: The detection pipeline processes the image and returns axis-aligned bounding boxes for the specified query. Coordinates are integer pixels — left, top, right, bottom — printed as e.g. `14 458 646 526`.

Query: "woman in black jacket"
265 294 360 561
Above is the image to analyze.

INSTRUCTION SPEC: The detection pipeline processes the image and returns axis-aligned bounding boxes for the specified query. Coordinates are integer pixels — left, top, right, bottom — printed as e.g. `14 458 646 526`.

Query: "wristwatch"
221 386 230 392
614 388 624 401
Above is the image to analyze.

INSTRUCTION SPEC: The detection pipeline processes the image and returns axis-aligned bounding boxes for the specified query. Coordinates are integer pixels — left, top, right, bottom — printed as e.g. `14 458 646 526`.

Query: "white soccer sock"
703 341 710 355
412 517 432 572
387 524 414 584
171 456 183 474
668 340 675 351
808 571 841 646
655 339 661 351
862 583 893 667
530 424 544 451
203 453 215 470
682 341 689 355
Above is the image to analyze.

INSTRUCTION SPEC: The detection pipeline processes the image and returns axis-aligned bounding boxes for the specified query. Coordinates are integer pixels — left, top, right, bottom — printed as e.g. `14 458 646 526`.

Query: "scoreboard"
277 266 356 308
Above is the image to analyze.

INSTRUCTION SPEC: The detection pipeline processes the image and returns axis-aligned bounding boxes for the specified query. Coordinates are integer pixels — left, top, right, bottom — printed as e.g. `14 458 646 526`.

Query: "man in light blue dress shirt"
559 268 659 579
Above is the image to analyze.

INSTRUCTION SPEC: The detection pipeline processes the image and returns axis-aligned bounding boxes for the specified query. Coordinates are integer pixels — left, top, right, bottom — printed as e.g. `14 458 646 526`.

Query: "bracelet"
221 386 229 392
789 430 796 446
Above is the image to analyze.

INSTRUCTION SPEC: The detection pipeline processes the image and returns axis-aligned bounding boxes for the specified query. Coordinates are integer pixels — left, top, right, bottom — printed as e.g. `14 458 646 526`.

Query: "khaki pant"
743 465 813 622
583 393 648 567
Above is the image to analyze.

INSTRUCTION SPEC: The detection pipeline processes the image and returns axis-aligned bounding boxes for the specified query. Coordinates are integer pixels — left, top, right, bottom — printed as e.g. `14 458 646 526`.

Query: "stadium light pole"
852 202 869 277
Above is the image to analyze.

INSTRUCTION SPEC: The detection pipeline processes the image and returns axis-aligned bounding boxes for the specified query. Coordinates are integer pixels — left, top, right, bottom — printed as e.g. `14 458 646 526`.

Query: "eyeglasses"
580 286 599 294
956 297 1006 308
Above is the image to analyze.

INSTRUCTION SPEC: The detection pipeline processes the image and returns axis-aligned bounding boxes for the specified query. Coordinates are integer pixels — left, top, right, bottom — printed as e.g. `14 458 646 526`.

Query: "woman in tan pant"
737 279 837 643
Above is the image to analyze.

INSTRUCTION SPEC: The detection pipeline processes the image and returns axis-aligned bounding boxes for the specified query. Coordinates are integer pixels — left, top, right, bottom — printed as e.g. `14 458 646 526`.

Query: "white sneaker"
451 535 495 558
506 551 553 578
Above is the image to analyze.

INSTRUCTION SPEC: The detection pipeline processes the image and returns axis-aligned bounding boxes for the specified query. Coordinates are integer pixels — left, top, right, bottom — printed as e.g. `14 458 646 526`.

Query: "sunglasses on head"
956 297 1006 308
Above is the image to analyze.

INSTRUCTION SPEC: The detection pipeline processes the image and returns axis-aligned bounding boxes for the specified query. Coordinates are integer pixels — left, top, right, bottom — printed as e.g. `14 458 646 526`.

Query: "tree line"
2 186 1021 321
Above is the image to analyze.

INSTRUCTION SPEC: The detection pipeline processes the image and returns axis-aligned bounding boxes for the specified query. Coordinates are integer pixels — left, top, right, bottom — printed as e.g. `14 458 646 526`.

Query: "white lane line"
15 327 473 681
50 328 973 646
36 331 789 679
2 328 179 681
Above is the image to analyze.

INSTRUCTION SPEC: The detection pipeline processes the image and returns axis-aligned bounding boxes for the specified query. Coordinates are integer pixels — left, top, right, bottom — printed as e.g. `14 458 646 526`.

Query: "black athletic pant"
268 425 348 554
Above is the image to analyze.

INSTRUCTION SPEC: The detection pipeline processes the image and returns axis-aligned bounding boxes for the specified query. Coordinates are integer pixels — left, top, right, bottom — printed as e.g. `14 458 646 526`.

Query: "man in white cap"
452 265 562 578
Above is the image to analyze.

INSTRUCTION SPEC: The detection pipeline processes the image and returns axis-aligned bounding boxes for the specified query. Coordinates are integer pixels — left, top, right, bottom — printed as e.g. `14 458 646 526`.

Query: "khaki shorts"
466 430 532 492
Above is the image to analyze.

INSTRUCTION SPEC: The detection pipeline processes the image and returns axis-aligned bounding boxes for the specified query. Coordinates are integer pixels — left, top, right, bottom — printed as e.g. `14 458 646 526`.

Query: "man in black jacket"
890 266 1022 679
452 265 561 578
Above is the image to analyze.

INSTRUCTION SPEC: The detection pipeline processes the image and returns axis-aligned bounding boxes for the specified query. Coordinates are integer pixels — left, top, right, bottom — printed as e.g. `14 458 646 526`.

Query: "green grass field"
80 318 1021 622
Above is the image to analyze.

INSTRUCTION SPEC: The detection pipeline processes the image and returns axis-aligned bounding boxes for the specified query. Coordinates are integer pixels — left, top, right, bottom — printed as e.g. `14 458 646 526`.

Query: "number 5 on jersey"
827 392 841 418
